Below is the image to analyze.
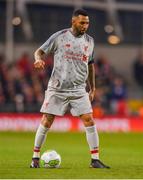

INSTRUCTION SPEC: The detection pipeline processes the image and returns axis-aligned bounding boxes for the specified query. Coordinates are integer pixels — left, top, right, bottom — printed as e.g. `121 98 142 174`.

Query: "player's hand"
34 60 45 69
89 88 96 102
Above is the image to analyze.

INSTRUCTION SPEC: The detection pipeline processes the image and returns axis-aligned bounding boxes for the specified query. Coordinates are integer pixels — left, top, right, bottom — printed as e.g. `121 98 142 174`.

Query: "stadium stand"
0 0 143 115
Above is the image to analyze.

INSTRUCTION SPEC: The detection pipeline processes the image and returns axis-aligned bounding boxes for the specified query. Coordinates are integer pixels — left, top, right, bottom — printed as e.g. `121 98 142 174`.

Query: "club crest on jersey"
65 44 71 48
84 46 88 51
82 54 88 62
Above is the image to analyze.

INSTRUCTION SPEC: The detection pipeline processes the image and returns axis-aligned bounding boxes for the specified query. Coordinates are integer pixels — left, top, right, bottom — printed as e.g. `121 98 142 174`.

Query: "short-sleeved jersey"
40 28 95 91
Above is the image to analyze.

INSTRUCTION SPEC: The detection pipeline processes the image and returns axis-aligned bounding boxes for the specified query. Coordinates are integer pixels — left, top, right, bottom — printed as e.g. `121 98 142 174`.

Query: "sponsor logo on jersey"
64 51 89 62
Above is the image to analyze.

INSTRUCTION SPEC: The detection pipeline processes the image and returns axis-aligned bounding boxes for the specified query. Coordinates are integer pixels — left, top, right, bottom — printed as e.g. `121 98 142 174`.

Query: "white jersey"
40 28 95 91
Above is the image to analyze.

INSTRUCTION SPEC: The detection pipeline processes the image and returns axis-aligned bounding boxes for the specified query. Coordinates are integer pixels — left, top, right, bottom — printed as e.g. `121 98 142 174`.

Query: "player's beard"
80 29 86 35
77 28 86 36
72 26 87 36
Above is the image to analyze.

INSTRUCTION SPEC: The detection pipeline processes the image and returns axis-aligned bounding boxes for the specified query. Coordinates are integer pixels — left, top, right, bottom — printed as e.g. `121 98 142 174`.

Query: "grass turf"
0 131 143 179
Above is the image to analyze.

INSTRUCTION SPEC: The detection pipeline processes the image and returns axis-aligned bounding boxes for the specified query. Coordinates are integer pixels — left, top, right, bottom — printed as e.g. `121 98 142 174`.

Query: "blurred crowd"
133 51 143 89
0 52 143 116
0 53 52 112
92 55 128 117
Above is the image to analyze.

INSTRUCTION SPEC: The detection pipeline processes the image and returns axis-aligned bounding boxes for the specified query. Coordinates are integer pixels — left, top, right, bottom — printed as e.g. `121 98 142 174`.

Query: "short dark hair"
72 9 88 17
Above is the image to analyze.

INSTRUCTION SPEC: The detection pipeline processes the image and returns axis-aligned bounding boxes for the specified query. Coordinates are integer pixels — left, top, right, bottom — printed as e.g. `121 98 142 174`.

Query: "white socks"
33 124 99 159
33 124 49 158
85 125 99 159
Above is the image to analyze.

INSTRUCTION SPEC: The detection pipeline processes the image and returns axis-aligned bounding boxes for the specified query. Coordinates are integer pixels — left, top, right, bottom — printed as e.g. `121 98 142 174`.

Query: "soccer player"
30 9 110 168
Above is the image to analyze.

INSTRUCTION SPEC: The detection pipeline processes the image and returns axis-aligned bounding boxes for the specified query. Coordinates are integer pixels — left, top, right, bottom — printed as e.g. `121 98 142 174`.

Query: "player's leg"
30 113 55 168
80 113 110 168
79 113 99 158
30 90 69 168
70 91 110 168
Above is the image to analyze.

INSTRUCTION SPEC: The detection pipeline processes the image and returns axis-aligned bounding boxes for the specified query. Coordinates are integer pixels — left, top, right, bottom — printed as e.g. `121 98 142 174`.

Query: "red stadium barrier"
0 113 143 132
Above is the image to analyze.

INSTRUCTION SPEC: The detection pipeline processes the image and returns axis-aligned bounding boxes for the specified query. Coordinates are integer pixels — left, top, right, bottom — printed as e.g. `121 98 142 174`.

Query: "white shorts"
40 89 92 116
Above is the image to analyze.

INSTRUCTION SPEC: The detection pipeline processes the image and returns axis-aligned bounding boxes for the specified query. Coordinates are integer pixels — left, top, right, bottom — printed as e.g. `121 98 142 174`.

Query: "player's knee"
41 113 55 128
80 114 94 127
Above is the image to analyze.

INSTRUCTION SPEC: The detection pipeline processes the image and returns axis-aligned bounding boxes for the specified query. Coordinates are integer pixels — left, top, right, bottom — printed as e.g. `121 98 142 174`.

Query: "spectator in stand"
32 76 44 104
95 54 112 87
0 54 11 104
109 76 128 115
17 52 33 82
133 52 143 88
0 82 5 104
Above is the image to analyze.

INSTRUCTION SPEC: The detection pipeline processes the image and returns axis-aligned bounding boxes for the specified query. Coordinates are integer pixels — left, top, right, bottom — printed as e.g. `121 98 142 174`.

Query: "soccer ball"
40 150 61 168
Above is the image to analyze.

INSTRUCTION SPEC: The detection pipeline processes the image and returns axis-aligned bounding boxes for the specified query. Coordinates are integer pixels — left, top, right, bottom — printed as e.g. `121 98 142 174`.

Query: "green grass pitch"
0 131 143 179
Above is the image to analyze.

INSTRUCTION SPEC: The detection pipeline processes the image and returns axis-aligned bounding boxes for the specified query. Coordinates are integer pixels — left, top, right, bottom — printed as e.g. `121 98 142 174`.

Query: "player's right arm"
34 31 60 70
34 49 46 70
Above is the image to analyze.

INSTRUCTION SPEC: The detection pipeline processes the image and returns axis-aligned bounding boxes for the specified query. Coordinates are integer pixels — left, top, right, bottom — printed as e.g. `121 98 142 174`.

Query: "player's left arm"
88 63 96 101
87 39 96 101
